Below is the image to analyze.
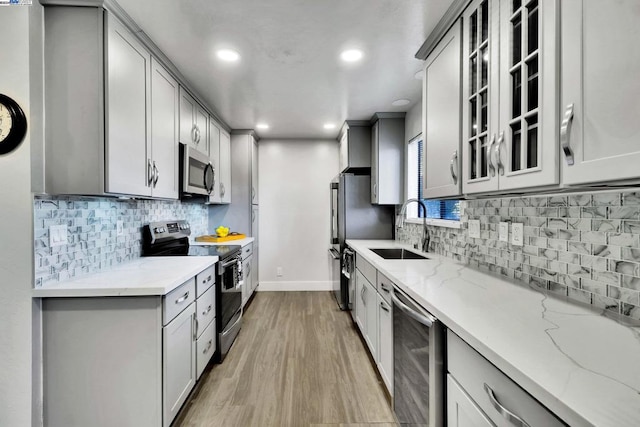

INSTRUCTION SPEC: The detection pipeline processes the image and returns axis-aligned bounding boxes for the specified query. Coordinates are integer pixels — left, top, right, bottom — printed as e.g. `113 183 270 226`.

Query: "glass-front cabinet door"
497 0 558 191
463 0 558 194
462 0 499 194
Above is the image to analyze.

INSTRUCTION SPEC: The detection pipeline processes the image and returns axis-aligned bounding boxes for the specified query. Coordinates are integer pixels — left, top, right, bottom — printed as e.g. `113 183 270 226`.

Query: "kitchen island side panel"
42 297 163 427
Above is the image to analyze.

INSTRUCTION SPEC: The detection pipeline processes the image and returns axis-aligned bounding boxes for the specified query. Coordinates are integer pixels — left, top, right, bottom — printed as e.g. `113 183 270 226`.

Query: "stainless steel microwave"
180 143 215 197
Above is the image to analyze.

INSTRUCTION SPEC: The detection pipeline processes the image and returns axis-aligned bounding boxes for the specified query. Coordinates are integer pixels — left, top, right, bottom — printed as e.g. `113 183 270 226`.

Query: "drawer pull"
484 383 531 427
380 302 389 312
203 339 213 354
203 304 212 315
380 283 390 293
175 291 189 304
193 316 199 340
560 103 575 165
203 274 212 284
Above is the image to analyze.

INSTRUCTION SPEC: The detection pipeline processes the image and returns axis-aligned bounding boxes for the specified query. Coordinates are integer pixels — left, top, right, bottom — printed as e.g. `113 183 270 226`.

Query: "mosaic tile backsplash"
396 190 640 320
34 196 208 286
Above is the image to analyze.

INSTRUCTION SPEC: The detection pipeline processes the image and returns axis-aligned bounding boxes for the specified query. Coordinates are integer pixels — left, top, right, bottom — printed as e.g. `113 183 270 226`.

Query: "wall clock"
0 94 27 155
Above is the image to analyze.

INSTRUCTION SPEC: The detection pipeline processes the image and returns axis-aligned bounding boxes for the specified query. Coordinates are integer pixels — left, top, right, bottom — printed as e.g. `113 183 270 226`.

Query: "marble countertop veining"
191 237 255 247
346 239 640 427
32 256 218 297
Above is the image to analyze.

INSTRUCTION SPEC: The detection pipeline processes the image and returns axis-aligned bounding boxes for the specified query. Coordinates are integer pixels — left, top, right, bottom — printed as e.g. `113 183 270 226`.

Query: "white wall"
0 6 39 426
258 139 339 291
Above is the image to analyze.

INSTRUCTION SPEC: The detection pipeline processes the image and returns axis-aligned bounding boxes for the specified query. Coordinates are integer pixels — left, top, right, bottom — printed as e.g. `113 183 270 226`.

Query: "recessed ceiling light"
340 49 363 62
323 123 336 130
256 123 269 130
392 99 411 107
414 70 425 80
216 49 240 62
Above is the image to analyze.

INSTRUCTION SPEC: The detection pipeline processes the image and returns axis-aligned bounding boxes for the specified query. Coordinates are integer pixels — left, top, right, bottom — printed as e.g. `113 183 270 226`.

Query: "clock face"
0 94 27 155
0 103 14 142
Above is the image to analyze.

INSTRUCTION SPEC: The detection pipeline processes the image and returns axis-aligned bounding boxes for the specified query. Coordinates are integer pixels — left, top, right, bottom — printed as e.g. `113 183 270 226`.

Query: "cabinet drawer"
447 331 565 427
376 272 393 305
241 243 253 260
196 265 215 297
196 318 216 379
356 253 377 287
164 278 196 325
196 286 215 338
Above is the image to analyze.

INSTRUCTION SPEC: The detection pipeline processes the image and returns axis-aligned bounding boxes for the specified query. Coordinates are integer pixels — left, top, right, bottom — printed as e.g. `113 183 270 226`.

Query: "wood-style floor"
177 291 397 427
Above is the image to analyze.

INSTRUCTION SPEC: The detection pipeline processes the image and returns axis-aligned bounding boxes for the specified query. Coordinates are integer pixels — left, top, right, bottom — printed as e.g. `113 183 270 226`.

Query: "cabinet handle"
560 103 575 166
487 134 496 177
246 261 251 277
205 274 212 283
220 183 225 197
252 210 256 224
495 131 505 176
192 313 198 340
203 304 212 315
449 150 458 184
361 286 366 305
484 383 531 427
373 183 377 198
147 159 153 186
191 124 198 144
380 283 390 293
152 161 159 187
203 339 213 354
380 302 389 312
175 291 189 304
252 187 256 201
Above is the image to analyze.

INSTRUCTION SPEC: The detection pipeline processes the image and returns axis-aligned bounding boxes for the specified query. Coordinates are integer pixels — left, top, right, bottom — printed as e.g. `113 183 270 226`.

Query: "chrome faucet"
397 198 430 252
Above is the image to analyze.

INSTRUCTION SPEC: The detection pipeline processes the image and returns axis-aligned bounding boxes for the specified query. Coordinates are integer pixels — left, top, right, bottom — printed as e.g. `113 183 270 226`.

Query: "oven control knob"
153 227 160 234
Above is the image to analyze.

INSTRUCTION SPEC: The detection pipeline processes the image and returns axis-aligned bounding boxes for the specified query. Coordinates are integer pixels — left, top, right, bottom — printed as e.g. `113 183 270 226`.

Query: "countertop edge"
32 256 218 298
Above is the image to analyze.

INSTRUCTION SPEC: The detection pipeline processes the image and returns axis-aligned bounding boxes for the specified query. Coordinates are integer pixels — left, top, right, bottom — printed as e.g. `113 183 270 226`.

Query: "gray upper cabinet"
560 0 640 186
371 114 405 204
44 7 178 199
208 117 221 203
423 21 462 199
251 136 259 204
105 14 151 197
150 58 180 199
338 121 372 172
219 130 232 203
179 88 209 155
462 0 558 195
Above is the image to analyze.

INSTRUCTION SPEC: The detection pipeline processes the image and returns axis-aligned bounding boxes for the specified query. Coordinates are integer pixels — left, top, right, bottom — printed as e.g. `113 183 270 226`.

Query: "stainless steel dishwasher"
392 285 444 426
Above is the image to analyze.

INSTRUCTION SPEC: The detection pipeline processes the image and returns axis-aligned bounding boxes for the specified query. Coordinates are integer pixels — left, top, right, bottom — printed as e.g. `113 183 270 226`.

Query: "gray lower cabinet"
41 267 216 427
447 330 565 427
447 375 494 427
163 302 196 427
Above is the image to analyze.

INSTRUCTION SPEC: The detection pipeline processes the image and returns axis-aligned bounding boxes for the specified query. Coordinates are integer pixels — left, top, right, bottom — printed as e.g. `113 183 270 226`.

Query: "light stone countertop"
191 237 255 247
32 256 218 297
346 239 640 427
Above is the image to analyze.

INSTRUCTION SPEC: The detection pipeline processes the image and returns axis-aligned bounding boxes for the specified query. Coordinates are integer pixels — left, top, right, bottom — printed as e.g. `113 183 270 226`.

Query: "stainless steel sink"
370 248 429 260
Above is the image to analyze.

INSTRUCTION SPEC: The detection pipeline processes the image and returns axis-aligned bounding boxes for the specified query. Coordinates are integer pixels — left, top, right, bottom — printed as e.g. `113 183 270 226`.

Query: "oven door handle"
391 292 435 327
221 310 242 337
220 258 238 269
329 248 341 259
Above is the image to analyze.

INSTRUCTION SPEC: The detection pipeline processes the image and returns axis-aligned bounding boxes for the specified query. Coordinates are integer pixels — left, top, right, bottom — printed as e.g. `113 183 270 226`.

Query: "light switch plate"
49 224 67 247
116 220 124 236
468 220 480 239
499 222 509 242
511 223 524 246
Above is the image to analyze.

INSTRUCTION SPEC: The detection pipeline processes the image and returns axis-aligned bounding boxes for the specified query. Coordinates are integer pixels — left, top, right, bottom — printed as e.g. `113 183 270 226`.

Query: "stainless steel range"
142 220 243 362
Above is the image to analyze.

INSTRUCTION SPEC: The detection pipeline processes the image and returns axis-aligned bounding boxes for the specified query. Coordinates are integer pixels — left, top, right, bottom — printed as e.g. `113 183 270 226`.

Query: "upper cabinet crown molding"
41 0 230 133
414 0 471 60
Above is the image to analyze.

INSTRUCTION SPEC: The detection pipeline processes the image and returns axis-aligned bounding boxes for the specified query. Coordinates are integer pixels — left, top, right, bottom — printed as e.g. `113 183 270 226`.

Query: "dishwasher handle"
392 290 436 327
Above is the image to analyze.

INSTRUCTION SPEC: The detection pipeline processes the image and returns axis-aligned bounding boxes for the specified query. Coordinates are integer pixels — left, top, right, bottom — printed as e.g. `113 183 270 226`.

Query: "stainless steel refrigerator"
329 173 394 310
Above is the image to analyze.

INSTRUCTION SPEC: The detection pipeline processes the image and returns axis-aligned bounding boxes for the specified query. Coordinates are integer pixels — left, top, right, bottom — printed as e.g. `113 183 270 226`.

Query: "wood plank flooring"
177 291 397 427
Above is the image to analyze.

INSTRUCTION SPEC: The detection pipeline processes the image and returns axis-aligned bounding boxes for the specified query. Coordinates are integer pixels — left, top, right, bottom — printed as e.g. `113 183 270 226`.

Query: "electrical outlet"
511 222 524 246
116 220 124 236
468 220 480 239
276 267 283 277
499 222 509 242
49 224 67 247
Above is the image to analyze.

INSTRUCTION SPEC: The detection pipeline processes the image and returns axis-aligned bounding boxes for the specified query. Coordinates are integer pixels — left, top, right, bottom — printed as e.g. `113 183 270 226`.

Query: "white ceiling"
117 0 454 139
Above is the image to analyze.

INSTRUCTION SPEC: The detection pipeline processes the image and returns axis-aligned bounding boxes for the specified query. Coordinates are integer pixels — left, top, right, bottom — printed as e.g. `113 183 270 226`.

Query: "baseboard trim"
257 281 334 292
